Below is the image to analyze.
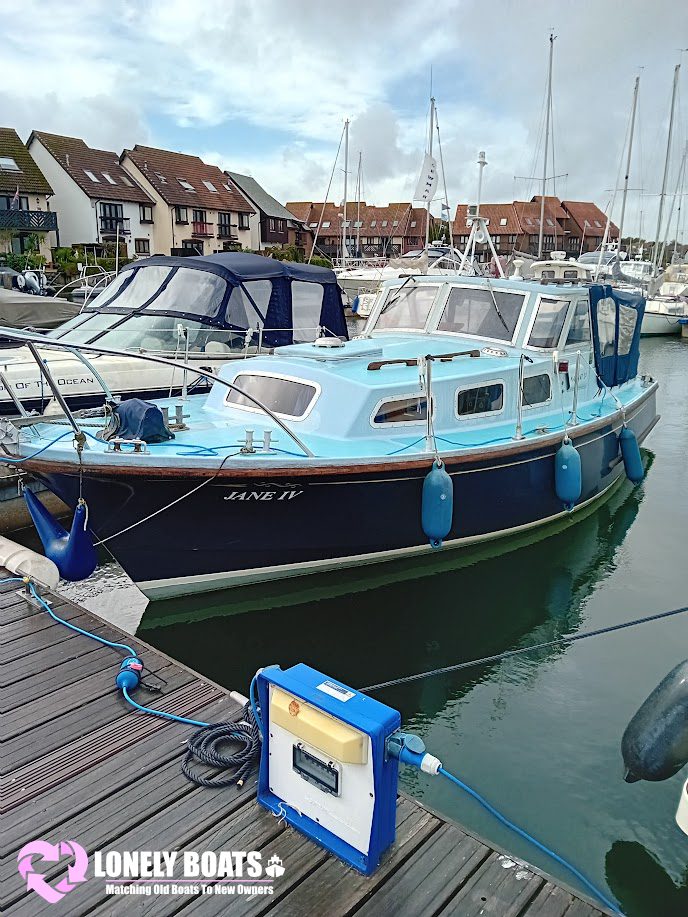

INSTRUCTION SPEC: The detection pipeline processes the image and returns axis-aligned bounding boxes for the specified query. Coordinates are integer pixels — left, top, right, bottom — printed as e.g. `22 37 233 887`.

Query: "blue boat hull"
27 388 658 599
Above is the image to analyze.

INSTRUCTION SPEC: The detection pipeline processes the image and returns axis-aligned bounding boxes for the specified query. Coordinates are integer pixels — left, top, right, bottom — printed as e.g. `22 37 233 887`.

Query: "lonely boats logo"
17 840 286 903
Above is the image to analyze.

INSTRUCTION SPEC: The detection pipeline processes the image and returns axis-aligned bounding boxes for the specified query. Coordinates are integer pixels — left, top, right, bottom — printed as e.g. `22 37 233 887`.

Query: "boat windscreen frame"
366 281 447 335
522 292 576 352
426 282 530 346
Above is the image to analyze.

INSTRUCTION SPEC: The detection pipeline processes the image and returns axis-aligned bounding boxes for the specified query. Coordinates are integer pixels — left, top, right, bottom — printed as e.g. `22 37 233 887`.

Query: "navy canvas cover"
102 399 174 444
115 253 348 342
589 284 645 387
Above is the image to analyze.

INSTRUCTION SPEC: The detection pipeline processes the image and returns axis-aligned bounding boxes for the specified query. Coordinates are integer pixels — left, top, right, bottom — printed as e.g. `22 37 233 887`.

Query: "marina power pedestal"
256 664 401 875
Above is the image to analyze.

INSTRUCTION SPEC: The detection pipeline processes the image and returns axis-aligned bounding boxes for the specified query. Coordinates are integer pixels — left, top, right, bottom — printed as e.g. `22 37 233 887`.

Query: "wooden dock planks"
0 569 611 916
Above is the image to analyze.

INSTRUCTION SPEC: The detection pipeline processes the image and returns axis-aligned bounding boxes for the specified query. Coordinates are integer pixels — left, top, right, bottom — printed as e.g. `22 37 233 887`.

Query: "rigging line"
434 109 457 263
308 122 346 265
93 450 242 546
359 603 688 693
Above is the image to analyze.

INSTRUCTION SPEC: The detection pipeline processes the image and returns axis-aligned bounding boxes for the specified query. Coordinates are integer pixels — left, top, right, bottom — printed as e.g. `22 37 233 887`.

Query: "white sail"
414 153 438 203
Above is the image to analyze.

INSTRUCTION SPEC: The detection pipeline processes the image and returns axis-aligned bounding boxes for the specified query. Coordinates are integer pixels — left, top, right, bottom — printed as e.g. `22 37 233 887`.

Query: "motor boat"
339 244 471 317
0 253 347 414
0 271 657 600
641 262 688 336
0 287 81 340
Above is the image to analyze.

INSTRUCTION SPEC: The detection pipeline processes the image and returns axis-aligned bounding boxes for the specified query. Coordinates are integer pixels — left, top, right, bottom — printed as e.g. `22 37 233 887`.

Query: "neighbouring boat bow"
0 274 658 599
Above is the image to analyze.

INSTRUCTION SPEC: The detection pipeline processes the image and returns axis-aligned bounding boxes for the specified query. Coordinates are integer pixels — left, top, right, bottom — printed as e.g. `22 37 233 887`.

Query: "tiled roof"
0 128 53 195
512 199 568 235
453 203 521 235
125 146 253 213
561 201 618 236
29 131 152 203
225 171 296 222
286 201 427 237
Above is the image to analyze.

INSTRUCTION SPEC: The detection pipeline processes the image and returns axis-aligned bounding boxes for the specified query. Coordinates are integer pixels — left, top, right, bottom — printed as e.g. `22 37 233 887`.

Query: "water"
54 337 688 915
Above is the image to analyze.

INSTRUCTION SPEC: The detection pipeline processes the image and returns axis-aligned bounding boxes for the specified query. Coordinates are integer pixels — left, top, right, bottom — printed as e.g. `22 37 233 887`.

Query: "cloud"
1 0 686 237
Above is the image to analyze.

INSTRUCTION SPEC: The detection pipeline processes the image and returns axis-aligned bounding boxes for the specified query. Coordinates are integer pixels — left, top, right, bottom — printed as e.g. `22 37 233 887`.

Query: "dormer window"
202 180 218 192
322 221 331 228
500 217 507 226
410 220 416 227
370 220 377 227
121 174 133 187
102 172 117 185
155 172 167 184
84 169 100 182
178 178 195 192
0 157 20 172
381 220 388 227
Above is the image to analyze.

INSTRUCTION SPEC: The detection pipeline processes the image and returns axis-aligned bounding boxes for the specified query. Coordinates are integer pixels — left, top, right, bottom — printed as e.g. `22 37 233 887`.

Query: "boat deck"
1 573 611 915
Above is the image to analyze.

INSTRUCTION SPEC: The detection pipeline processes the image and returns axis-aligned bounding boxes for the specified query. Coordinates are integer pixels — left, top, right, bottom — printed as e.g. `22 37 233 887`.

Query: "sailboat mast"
342 118 349 266
538 32 555 259
618 75 639 258
653 64 680 271
425 97 435 251
355 151 362 258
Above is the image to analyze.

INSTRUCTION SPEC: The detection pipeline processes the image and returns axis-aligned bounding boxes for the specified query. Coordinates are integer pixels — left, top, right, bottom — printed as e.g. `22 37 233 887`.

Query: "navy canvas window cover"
114 253 348 344
589 284 645 387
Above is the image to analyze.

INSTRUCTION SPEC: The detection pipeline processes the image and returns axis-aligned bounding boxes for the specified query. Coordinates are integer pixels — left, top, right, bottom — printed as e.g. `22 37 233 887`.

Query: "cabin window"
50 310 125 344
565 298 591 346
97 266 173 310
563 269 578 279
143 268 226 318
457 383 503 417
375 284 436 330
226 374 318 419
225 280 273 329
438 287 524 341
291 281 323 343
541 270 555 279
528 297 569 348
373 395 428 425
522 374 551 406
596 297 616 356
95 316 235 353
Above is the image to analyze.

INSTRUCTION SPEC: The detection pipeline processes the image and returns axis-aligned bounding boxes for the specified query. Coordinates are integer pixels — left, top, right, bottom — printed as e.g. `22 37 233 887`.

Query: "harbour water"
45 336 688 916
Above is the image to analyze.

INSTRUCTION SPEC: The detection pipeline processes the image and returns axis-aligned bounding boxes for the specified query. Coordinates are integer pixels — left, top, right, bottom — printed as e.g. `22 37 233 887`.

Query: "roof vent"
312 336 345 348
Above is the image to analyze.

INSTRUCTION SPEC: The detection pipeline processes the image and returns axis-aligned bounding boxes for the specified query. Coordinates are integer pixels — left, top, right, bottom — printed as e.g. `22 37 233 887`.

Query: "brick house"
121 146 254 256
453 195 618 261
224 172 310 256
287 201 430 260
0 127 57 261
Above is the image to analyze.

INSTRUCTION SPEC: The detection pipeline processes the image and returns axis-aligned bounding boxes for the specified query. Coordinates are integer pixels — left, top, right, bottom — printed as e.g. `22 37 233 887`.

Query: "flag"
413 154 438 203
10 186 19 211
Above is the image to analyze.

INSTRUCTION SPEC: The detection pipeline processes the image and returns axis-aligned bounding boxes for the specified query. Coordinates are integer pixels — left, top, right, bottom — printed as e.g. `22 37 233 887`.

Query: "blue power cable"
121 685 210 728
0 431 74 463
437 766 623 915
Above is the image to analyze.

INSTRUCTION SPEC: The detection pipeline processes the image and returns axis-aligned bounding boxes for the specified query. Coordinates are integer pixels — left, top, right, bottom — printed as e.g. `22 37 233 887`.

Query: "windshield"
578 251 616 266
375 284 437 330
49 310 125 344
437 286 524 341
95 315 246 353
141 268 227 319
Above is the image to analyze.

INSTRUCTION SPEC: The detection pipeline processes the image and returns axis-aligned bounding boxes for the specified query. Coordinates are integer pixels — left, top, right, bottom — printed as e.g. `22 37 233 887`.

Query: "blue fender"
23 488 98 581
555 439 581 511
619 426 644 483
422 461 453 548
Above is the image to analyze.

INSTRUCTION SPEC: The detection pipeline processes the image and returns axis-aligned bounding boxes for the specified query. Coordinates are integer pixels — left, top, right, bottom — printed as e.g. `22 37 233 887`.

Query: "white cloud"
1 0 687 237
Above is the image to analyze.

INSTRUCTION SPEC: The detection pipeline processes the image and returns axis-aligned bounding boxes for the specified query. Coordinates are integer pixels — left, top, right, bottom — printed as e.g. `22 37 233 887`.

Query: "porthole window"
522 374 551 406
225 374 318 419
373 395 428 425
457 383 503 417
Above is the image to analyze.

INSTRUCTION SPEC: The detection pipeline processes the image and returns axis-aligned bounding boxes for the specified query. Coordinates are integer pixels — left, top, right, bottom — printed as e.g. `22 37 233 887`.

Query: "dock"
1 572 611 916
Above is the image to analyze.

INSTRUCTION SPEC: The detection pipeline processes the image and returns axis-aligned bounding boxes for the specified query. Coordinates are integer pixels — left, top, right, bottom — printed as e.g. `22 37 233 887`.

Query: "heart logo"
17 840 88 904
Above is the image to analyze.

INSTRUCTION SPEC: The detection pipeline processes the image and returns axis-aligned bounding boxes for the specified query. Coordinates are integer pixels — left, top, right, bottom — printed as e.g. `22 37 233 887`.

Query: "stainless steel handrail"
0 327 314 458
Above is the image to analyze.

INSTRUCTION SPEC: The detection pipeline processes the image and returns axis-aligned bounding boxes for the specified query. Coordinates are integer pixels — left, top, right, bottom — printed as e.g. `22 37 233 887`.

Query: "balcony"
192 221 214 238
100 216 131 236
0 210 58 232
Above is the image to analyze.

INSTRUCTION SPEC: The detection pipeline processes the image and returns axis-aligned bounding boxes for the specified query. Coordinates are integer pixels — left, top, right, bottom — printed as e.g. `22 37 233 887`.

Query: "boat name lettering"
12 377 95 390
223 490 303 502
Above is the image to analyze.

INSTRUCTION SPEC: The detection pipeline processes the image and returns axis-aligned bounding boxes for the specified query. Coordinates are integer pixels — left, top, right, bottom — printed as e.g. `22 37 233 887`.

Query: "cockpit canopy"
48 253 348 353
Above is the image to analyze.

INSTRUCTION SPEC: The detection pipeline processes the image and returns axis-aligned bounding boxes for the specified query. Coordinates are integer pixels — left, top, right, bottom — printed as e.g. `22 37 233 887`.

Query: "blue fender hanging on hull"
23 487 98 581
422 461 453 548
619 426 644 483
554 439 582 512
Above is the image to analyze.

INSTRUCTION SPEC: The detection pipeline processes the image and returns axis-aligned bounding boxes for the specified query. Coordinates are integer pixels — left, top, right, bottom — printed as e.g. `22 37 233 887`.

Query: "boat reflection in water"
140 457 651 713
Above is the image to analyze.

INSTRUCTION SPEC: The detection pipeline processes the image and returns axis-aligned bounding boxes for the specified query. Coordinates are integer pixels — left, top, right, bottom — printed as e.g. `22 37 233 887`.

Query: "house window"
182 239 203 253
202 180 218 192
269 218 276 231
493 235 501 245
322 221 331 228
139 204 153 223
370 220 376 227
135 238 150 255
457 384 504 417
238 212 250 230
522 374 551 406
121 174 133 187
410 220 416 227
353 220 362 228
155 172 167 184
0 195 28 210
175 206 188 223
102 172 117 185
500 217 508 226
309 222 318 228
0 156 20 171
192 209 206 223
99 202 123 233
84 169 100 182
381 220 387 227
218 212 232 237
508 234 517 244
392 220 399 226
178 178 195 192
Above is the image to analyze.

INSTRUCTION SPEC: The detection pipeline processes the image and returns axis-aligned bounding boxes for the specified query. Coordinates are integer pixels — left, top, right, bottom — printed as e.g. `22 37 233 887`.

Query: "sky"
2 0 688 239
